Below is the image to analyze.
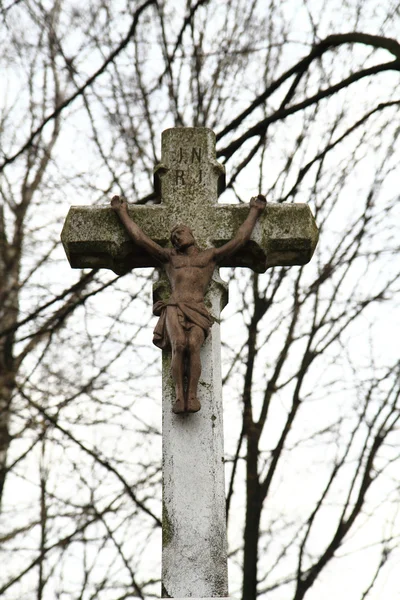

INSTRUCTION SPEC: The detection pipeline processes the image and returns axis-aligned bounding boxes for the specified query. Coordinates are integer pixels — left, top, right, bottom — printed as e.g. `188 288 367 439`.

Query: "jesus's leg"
166 308 187 413
187 326 205 413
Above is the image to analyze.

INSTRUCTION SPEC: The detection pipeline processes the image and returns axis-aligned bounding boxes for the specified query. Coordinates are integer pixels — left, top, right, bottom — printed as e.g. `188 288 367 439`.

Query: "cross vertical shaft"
160 274 229 598
155 129 230 597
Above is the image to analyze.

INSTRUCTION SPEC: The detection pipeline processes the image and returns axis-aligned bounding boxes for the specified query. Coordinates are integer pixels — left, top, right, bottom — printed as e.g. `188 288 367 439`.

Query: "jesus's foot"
173 399 185 414
187 396 201 413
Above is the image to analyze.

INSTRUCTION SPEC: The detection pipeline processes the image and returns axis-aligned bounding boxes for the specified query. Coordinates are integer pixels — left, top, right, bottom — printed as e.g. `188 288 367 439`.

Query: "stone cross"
61 127 318 599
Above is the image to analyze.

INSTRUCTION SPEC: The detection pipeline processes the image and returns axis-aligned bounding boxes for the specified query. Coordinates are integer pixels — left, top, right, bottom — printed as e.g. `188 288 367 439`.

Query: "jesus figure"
111 194 266 413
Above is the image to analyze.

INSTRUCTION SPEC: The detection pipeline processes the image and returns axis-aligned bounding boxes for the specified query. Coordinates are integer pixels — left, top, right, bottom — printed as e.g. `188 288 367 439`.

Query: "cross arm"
111 196 170 265
61 204 169 275
213 196 266 263
213 202 319 272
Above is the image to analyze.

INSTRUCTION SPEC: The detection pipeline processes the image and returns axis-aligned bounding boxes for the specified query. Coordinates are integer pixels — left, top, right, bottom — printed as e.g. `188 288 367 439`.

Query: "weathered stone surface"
61 128 318 275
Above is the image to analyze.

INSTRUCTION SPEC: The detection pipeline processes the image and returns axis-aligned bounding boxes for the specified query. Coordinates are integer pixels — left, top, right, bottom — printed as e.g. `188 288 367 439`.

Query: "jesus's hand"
249 194 266 213
111 195 128 214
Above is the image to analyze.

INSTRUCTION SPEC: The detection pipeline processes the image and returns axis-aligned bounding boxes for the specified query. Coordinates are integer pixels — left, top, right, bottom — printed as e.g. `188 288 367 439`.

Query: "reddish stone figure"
111 194 266 413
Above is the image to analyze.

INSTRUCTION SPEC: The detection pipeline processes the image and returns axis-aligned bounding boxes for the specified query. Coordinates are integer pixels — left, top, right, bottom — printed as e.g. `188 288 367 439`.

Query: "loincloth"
152 300 214 350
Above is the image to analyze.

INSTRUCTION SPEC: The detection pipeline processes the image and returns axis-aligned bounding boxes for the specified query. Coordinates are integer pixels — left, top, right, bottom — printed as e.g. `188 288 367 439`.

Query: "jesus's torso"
165 247 216 304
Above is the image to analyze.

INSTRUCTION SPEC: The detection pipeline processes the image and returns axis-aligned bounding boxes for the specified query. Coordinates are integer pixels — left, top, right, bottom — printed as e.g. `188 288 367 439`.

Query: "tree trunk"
242 430 261 600
0 374 13 505
0 231 20 508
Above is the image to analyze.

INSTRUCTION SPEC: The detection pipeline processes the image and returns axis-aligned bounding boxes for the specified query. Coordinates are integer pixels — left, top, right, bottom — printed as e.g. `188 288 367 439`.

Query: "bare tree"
0 1 399 599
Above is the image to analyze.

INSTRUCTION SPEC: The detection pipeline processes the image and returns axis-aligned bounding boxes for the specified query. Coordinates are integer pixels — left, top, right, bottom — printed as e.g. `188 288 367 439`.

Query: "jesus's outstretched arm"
213 194 266 263
111 195 170 264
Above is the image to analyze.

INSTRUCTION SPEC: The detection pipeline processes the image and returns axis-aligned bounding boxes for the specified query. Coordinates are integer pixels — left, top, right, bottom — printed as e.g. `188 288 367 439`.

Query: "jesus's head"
170 224 195 250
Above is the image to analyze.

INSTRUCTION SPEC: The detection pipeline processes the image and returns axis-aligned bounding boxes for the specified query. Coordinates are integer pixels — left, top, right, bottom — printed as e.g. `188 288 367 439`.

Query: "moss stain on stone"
162 352 176 398
162 501 174 547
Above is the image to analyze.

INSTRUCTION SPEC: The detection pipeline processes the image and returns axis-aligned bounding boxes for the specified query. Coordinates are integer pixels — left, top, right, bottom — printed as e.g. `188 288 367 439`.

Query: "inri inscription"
175 146 203 185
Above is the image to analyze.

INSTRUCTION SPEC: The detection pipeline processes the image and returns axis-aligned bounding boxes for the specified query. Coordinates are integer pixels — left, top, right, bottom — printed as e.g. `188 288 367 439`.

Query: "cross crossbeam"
62 202 317 274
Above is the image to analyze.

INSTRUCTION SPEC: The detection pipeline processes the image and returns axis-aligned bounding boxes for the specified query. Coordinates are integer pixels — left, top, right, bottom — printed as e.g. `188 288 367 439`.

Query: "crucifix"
61 127 318 599
110 192 266 414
